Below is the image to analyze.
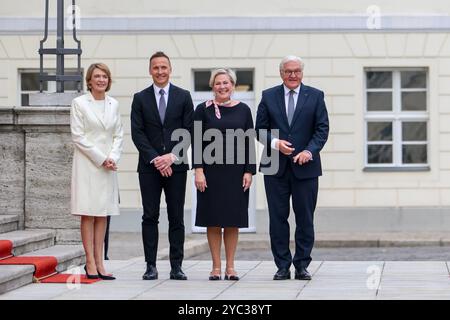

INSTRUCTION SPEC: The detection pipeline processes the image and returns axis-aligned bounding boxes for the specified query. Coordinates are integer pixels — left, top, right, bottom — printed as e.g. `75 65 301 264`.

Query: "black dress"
193 101 256 228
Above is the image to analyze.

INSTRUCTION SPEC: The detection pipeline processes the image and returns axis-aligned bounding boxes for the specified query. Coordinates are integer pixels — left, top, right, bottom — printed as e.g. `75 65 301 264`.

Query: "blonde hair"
85 63 112 92
209 68 237 88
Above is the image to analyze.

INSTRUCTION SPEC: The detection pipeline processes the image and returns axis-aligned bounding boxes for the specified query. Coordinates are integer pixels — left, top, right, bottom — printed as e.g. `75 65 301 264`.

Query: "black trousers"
139 170 187 269
104 215 111 260
264 165 318 270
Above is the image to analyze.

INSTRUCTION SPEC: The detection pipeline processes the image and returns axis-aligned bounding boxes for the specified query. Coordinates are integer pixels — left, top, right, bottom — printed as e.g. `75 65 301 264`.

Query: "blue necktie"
159 89 166 123
287 90 295 125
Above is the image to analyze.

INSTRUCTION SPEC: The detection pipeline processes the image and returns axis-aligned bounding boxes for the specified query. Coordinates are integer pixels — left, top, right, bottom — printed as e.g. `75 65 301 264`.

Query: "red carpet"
0 244 100 284
0 256 58 280
40 273 100 284
0 240 13 260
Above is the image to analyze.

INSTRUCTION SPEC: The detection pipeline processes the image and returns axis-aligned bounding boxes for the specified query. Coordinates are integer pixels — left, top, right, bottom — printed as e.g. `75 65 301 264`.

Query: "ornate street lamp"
38 0 82 93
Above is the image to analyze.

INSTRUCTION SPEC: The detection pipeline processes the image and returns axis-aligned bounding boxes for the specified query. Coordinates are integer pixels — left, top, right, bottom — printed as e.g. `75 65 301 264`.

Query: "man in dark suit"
255 55 329 281
131 51 194 280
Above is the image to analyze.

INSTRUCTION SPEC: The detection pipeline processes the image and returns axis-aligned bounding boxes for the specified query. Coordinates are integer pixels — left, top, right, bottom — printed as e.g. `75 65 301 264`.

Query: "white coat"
70 92 124 216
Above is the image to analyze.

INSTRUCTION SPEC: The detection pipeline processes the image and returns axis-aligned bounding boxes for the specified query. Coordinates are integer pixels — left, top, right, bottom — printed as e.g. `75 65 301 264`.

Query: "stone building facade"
1 0 450 233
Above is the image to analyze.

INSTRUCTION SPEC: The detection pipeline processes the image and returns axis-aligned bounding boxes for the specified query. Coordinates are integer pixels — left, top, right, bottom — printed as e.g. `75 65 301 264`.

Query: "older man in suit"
255 55 329 280
131 51 194 280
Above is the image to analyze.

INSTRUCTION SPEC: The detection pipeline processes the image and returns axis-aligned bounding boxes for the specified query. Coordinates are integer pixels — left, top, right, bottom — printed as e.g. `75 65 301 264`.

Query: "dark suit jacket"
255 83 329 180
130 83 194 173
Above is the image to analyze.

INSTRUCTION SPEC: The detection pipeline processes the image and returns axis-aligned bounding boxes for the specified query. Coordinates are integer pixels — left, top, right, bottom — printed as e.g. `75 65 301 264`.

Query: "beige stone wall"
1 31 450 209
2 0 449 17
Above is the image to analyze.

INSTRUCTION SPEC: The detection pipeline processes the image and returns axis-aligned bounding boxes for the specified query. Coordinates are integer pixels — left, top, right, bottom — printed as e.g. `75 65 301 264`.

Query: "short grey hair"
279 55 305 72
209 68 237 87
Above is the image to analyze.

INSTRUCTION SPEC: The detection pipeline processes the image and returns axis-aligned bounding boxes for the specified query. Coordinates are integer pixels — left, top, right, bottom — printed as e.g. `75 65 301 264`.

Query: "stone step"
0 215 19 233
0 229 56 256
0 265 35 295
22 244 85 273
0 244 85 295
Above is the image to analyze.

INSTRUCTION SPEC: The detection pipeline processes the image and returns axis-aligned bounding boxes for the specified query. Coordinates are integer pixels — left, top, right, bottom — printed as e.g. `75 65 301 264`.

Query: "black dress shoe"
84 265 99 279
273 268 291 280
97 270 116 280
143 264 158 280
295 268 312 280
170 268 187 280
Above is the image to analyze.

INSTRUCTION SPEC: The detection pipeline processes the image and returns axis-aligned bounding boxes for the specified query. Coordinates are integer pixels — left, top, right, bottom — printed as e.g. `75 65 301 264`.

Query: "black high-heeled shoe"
97 270 116 280
84 265 99 279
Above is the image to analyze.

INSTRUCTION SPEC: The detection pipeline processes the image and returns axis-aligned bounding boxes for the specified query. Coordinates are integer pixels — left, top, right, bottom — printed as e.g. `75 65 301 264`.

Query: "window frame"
191 68 255 93
364 67 429 170
18 68 83 106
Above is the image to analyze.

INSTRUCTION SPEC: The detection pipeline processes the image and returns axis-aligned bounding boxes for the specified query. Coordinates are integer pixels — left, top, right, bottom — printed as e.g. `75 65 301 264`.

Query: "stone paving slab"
1 260 450 300
238 233 450 249
108 232 450 261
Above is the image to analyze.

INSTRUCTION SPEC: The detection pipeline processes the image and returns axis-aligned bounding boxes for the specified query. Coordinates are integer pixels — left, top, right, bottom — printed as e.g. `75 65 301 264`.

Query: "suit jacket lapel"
164 84 176 126
276 85 290 129
145 85 163 127
290 84 309 128
86 92 106 129
103 95 114 129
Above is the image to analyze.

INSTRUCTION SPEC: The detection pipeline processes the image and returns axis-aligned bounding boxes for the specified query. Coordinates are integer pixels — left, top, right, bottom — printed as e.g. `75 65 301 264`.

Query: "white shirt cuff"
171 153 179 162
150 153 178 165
303 150 313 160
271 138 279 150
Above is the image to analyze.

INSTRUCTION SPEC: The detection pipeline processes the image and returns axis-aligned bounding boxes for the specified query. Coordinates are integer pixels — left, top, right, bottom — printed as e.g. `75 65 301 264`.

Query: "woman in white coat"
70 63 123 280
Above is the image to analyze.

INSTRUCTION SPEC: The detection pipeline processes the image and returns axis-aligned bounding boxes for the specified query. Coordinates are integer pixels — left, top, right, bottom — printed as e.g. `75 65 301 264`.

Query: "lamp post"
31 0 83 106
4 0 85 243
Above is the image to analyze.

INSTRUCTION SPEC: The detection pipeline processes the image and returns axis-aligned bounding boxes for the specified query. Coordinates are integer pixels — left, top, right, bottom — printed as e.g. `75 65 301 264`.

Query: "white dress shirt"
153 82 170 110
271 84 312 159
270 84 300 150
283 84 300 117
150 82 178 164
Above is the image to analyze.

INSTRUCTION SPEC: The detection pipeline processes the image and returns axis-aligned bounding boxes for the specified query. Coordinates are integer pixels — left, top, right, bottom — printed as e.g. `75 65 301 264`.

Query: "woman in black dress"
193 68 256 281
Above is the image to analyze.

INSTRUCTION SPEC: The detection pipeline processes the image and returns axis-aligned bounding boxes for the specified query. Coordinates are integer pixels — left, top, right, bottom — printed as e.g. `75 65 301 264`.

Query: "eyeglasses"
282 70 302 76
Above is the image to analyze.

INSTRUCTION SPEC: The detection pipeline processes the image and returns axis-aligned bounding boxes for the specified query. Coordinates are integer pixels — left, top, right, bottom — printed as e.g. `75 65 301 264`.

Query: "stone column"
0 102 81 244
0 108 25 229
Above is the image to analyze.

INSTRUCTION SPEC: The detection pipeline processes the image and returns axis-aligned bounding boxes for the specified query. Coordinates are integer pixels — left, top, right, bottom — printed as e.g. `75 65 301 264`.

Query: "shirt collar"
154 82 171 96
283 84 301 96
87 91 109 102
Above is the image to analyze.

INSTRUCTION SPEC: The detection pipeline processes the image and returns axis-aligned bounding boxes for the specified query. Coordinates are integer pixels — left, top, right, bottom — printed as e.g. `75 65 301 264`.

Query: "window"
193 69 254 92
364 68 428 169
19 69 82 106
